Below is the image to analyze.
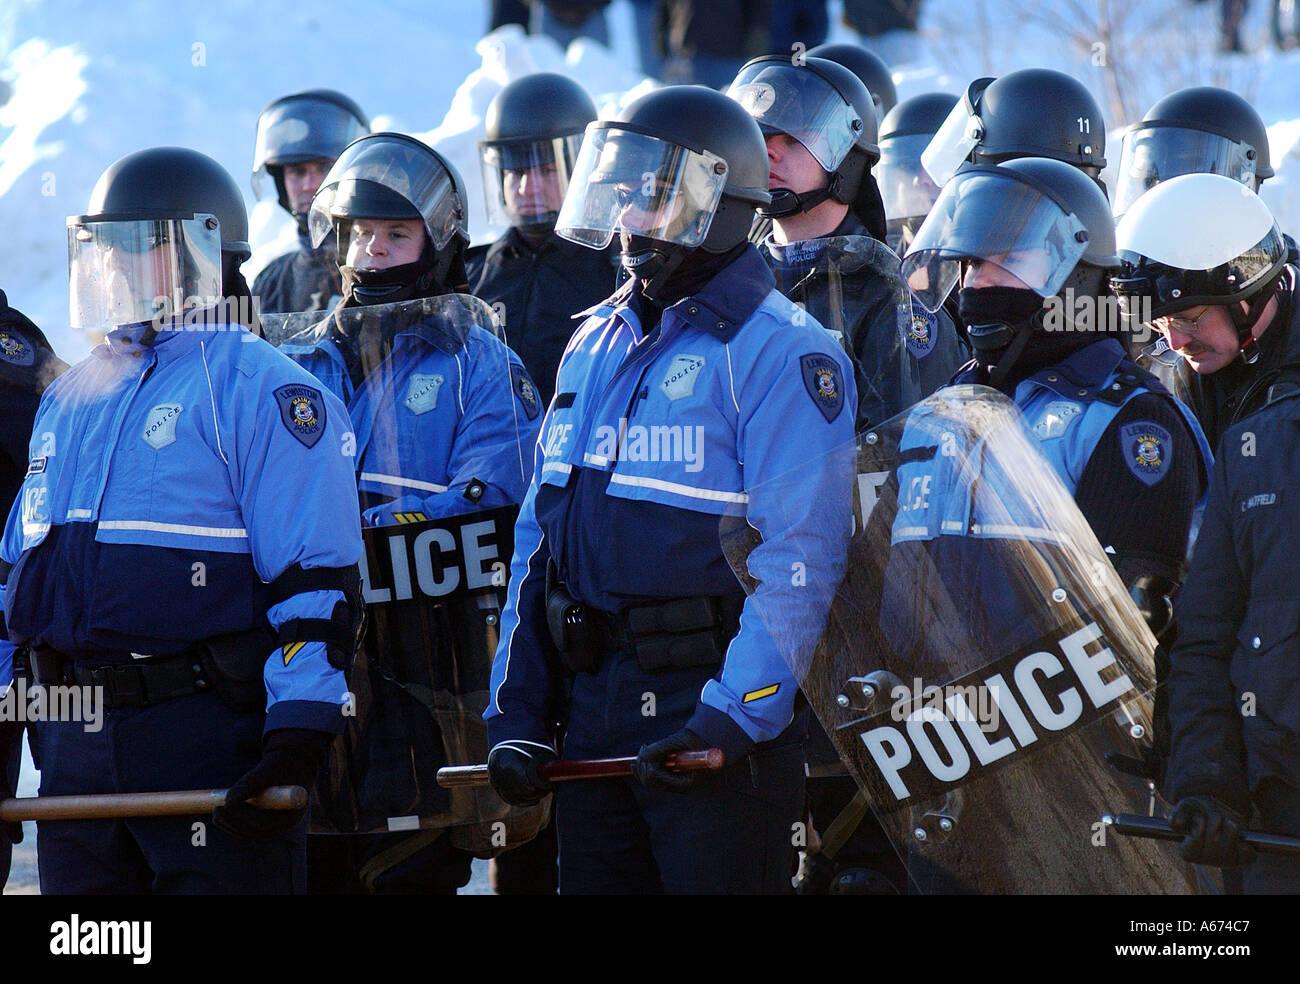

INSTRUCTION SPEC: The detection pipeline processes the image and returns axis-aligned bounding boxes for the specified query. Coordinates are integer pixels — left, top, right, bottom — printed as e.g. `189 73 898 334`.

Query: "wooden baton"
0 785 308 822
437 749 725 788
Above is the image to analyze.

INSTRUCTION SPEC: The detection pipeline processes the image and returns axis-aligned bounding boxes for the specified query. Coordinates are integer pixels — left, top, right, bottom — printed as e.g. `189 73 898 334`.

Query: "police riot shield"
264 295 547 854
722 385 1192 894
765 234 957 429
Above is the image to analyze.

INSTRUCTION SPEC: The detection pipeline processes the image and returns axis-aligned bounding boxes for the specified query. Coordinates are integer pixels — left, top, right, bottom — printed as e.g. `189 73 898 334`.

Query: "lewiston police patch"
404 373 444 415
512 364 541 421
143 403 183 450
1120 421 1173 486
800 353 845 423
897 298 938 359
0 328 35 366
274 384 327 448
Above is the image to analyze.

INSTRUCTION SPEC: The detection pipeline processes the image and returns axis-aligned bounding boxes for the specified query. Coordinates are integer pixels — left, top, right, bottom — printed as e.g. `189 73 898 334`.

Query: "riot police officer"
1110 173 1300 451
276 132 542 893
728 54 965 432
877 93 958 256
0 289 66 889
902 157 1211 634
922 69 1108 190
0 147 364 894
251 89 370 314
468 72 620 407
485 85 858 894
1112 85 1274 219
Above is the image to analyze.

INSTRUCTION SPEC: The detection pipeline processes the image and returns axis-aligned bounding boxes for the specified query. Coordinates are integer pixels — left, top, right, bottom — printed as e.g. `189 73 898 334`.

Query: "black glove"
634 728 708 793
0 720 23 847
1169 795 1256 868
487 740 556 807
212 728 331 841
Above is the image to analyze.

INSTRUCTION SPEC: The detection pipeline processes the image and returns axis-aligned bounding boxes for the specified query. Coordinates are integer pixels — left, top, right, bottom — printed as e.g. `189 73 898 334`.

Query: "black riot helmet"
252 89 369 217
807 42 897 117
902 157 1118 382
479 73 598 233
1112 86 1273 219
309 132 471 304
68 147 252 336
728 55 878 221
556 85 770 296
924 69 1107 188
878 92 959 253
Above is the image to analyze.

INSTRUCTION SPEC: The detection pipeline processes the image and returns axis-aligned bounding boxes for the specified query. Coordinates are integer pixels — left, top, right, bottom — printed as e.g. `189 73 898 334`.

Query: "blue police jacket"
895 339 1212 544
486 246 858 760
0 320 363 734
278 301 543 527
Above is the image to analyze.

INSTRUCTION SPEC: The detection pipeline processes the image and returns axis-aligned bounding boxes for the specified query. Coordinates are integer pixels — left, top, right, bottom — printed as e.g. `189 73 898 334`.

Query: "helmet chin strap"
968 316 1039 389
1228 275 1284 365
757 174 842 219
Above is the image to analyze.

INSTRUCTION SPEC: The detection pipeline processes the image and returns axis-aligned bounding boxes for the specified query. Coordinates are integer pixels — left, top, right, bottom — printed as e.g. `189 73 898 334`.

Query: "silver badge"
660 354 706 401
404 374 445 415
1032 400 1082 441
142 403 183 450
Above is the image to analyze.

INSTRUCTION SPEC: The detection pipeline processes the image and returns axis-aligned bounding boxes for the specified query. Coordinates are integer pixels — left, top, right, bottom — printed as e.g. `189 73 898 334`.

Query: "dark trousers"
33 693 304 894
557 649 805 894
307 830 472 894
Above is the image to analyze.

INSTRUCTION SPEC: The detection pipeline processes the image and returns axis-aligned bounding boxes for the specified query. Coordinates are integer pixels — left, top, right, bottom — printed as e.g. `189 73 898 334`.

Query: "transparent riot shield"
722 385 1192 894
265 294 547 854
765 234 962 429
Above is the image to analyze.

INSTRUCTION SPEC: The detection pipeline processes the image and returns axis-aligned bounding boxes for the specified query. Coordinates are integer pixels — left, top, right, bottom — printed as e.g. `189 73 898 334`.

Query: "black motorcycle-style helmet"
1112 86 1273 218
252 88 369 217
807 42 898 117
479 73 598 232
309 132 471 304
68 147 252 336
728 55 878 221
924 69 1107 189
555 85 770 296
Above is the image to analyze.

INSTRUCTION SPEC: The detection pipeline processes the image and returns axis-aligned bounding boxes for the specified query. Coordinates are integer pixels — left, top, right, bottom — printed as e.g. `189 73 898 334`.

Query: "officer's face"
765 133 827 195
962 255 1038 291
346 218 425 270
1153 304 1243 375
284 159 332 215
503 163 566 224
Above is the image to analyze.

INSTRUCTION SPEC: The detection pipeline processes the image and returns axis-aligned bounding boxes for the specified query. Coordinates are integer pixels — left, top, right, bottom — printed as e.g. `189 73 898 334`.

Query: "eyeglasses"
1153 307 1216 337
613 183 671 209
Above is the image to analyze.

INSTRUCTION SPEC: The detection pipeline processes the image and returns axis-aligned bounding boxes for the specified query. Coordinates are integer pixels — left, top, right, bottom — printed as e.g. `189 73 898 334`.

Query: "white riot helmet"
1110 172 1289 361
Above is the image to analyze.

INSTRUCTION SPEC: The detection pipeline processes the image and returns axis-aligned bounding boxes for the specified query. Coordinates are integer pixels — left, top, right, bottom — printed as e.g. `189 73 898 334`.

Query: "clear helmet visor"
67 215 223 333
1112 125 1258 218
879 133 944 222
555 126 729 250
308 137 465 252
920 84 987 187
900 168 1089 311
252 97 368 199
727 62 864 172
479 134 583 230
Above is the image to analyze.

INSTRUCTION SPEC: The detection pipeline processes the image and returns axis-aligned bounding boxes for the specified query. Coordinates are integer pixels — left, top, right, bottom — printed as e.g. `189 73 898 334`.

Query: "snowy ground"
3 0 1300 894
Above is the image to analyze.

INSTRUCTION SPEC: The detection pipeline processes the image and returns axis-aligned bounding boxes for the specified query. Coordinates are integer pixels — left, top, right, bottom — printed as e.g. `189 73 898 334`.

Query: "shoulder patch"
511 363 541 421
800 353 845 424
274 383 327 448
660 353 706 400
897 298 938 359
1119 420 1173 486
0 328 36 367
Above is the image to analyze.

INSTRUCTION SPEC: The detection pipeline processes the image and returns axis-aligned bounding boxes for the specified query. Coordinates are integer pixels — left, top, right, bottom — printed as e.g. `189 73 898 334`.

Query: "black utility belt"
546 586 739 675
24 628 271 713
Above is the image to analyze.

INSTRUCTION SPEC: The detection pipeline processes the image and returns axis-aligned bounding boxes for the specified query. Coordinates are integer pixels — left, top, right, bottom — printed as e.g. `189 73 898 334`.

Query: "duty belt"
32 646 212 709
